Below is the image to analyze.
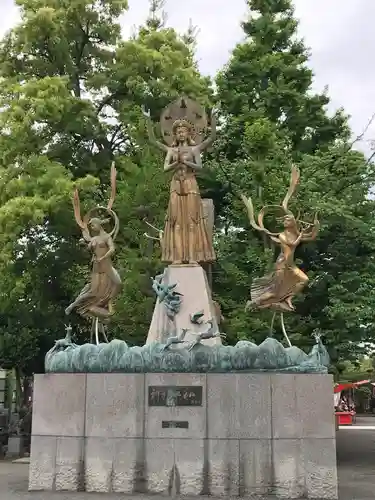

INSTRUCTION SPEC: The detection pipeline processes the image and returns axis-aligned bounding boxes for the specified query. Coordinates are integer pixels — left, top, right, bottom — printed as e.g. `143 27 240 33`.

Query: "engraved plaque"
162 420 189 429
148 386 203 407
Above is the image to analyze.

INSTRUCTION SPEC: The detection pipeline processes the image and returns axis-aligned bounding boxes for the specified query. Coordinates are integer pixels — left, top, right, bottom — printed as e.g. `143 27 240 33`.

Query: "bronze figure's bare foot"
245 300 256 312
65 305 73 315
285 297 295 310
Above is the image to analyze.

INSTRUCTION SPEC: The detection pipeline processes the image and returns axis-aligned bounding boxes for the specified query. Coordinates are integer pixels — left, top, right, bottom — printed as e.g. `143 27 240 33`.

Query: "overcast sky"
1 0 375 152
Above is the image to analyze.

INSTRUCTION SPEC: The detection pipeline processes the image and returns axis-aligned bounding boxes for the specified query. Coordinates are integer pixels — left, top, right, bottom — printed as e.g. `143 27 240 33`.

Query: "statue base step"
146 264 221 346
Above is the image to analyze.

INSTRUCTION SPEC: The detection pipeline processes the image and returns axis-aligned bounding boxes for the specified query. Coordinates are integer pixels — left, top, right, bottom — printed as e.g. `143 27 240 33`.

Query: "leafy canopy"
0 0 211 369
207 0 375 364
0 0 374 376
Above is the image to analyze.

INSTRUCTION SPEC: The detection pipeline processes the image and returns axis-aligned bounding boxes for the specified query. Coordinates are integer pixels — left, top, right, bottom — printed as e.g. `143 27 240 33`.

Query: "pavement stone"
1 418 375 499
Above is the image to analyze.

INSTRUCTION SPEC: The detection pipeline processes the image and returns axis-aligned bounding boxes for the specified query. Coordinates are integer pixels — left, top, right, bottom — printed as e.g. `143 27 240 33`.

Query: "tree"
215 0 349 161
206 0 375 364
0 0 212 368
338 357 374 382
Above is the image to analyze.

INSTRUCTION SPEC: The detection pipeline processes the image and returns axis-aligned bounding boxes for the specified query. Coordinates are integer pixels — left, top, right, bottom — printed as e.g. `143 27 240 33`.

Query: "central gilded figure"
143 96 216 265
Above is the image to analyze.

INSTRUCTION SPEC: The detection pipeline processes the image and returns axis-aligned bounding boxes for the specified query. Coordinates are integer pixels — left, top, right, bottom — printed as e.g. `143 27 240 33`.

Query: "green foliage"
338 357 374 382
0 0 211 370
206 0 375 365
0 0 374 376
216 0 349 160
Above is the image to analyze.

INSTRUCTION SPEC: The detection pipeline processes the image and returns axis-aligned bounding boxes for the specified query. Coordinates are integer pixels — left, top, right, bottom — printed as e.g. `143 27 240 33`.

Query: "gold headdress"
172 118 194 134
160 96 208 146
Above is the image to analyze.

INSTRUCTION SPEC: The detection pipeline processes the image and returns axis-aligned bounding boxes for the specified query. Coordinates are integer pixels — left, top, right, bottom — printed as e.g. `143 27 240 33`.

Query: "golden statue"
241 166 319 344
142 96 216 265
65 164 122 343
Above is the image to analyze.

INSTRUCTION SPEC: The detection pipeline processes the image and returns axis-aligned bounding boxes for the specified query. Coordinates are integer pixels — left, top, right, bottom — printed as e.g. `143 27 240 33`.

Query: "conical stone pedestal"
146 264 222 347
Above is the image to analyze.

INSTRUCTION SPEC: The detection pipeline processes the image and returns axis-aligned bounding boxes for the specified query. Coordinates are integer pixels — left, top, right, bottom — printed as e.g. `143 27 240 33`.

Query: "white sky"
1 0 375 151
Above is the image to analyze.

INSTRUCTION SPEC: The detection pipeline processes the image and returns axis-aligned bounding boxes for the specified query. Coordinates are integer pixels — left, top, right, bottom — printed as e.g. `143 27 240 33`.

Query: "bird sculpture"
310 331 330 367
190 310 205 325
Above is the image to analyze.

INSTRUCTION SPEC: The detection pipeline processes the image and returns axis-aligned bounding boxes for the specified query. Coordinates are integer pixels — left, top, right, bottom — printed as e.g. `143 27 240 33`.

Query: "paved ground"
1 418 375 499
336 415 375 499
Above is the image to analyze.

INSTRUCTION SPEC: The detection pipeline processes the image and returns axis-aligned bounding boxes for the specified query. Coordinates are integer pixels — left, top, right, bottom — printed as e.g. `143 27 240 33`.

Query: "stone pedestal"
29 373 338 498
147 264 221 346
6 436 25 459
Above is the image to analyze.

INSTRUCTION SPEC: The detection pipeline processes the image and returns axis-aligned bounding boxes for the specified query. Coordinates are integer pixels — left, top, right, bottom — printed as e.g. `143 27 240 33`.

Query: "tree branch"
109 124 123 146
349 112 375 150
71 20 91 98
96 89 128 115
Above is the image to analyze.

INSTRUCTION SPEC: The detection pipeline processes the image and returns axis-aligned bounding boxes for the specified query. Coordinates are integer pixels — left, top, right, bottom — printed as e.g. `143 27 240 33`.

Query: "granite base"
29 373 338 498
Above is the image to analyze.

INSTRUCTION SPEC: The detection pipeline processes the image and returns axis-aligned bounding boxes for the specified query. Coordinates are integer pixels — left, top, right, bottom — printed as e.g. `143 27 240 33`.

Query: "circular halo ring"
83 206 119 239
258 205 291 236
160 96 208 146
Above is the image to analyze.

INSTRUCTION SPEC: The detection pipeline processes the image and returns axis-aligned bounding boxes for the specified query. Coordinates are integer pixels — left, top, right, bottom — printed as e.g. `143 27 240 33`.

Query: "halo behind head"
160 96 207 146
83 206 119 239
258 205 295 236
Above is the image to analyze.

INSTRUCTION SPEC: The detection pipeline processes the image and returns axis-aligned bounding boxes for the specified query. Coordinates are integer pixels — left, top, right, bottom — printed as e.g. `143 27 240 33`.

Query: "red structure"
335 411 355 426
334 380 370 426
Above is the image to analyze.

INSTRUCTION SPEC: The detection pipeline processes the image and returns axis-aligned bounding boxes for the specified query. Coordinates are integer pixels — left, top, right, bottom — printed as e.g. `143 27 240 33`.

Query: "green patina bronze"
151 273 183 320
45 334 329 374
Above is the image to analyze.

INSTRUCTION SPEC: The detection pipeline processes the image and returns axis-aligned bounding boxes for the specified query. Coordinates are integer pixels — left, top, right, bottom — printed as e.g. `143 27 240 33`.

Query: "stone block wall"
29 373 338 499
